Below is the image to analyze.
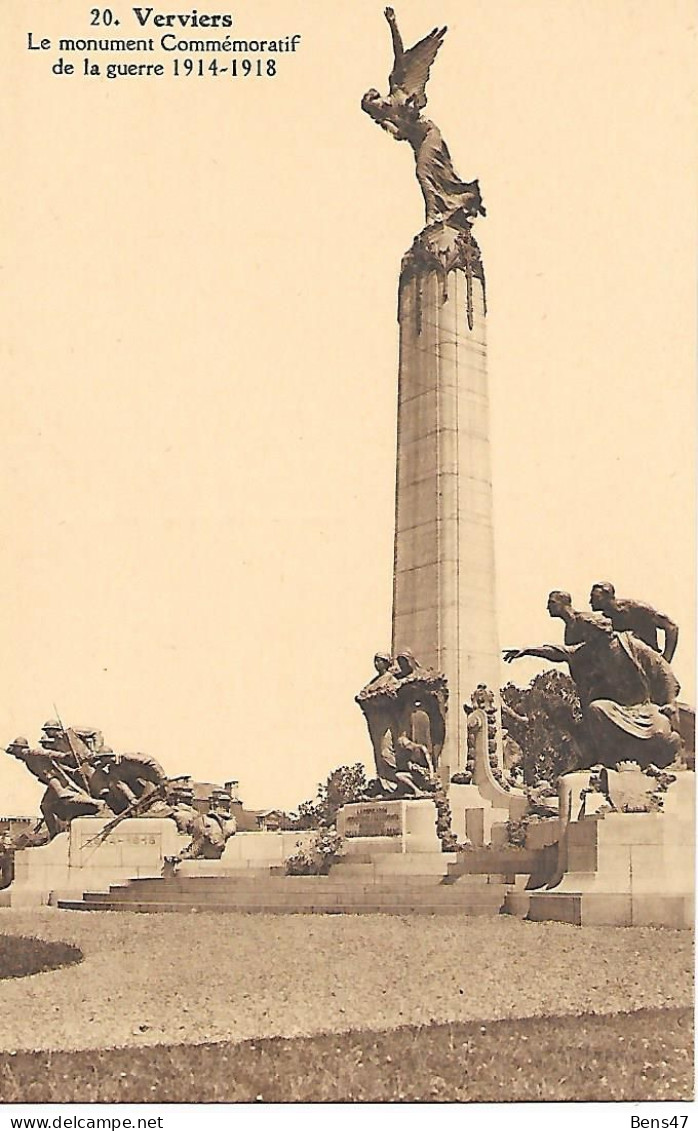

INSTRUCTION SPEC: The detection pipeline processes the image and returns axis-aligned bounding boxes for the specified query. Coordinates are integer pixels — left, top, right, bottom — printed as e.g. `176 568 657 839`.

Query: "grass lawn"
0 911 692 1056
0 935 82 981
0 1007 691 1103
0 912 691 1102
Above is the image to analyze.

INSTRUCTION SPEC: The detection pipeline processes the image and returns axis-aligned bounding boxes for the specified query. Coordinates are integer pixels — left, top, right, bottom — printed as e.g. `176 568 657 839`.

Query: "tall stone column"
392 226 501 782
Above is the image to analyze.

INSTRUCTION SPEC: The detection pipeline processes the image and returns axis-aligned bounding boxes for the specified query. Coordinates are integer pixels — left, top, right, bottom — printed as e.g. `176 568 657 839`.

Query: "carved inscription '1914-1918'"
343 805 402 838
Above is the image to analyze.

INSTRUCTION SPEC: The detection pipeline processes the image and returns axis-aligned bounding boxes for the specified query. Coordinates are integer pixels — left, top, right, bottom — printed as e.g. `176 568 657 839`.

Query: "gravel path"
0 909 692 1053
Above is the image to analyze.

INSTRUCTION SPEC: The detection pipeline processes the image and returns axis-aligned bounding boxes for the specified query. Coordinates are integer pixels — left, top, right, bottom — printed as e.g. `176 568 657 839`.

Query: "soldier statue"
5 737 101 839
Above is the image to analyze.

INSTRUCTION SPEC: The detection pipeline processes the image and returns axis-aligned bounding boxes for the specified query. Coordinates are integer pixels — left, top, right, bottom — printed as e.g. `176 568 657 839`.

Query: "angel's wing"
389 24 447 109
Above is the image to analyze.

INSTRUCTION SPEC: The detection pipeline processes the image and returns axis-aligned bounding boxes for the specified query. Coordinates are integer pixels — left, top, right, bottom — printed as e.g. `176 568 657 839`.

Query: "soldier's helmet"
91 752 117 766
74 727 106 751
41 719 62 733
210 789 231 809
6 737 30 752
169 778 195 803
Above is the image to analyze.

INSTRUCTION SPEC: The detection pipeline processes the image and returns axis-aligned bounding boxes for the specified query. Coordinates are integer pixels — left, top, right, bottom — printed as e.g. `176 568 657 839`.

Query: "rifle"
39 751 85 794
52 705 91 793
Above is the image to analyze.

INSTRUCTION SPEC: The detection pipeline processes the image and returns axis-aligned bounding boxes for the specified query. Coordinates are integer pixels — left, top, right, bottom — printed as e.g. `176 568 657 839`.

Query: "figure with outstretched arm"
361 8 485 228
384 7 405 74
5 737 101 839
503 614 682 769
503 644 577 666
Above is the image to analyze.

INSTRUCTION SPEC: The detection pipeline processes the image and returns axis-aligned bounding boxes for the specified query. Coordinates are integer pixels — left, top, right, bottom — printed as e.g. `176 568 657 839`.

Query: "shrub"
505 818 529 848
285 830 344 876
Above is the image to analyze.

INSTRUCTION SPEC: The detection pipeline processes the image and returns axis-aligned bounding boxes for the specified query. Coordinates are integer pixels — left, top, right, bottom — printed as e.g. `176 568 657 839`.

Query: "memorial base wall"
505 772 694 928
0 817 190 908
336 799 440 854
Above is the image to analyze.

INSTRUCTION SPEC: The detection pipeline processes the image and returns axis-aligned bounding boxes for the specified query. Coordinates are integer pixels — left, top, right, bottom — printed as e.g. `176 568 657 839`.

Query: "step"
92 873 484 900
105 877 495 900
116 874 467 888
330 853 376 864
334 868 470 883
58 898 505 916
122 872 466 887
80 885 504 907
335 857 454 874
445 848 542 879
99 874 490 894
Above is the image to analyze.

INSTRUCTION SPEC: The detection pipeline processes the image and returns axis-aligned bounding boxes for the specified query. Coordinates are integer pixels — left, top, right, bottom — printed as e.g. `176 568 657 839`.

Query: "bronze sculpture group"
355 650 447 797
357 580 688 792
3 720 236 861
504 583 686 771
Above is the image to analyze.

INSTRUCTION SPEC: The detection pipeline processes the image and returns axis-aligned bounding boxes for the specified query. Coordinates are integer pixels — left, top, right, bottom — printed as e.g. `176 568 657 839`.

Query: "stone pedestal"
336 799 440 855
1 817 189 907
448 783 509 848
444 702 528 845
506 772 694 928
393 254 500 782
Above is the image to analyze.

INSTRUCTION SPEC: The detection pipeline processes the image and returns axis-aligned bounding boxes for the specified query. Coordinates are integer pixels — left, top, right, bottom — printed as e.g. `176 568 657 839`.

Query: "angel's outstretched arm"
385 7 404 63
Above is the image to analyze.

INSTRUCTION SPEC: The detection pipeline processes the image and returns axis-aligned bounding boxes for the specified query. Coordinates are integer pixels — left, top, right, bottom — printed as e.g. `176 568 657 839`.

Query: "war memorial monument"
0 8 693 929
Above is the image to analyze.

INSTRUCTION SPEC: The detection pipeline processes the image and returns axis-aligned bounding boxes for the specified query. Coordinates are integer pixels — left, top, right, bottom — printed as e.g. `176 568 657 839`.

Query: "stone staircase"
441 846 547 885
57 859 510 915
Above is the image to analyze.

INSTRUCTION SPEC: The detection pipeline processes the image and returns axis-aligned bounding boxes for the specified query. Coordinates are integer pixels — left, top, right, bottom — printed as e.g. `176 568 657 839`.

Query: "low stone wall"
2 817 189 908
2 823 319 905
219 831 315 869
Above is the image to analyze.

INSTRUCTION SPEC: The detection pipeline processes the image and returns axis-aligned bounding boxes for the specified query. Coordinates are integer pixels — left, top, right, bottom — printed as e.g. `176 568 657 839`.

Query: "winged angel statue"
362 7 485 230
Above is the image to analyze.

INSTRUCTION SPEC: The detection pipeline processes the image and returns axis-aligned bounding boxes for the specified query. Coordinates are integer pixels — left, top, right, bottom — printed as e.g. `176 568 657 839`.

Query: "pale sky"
1 0 695 815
